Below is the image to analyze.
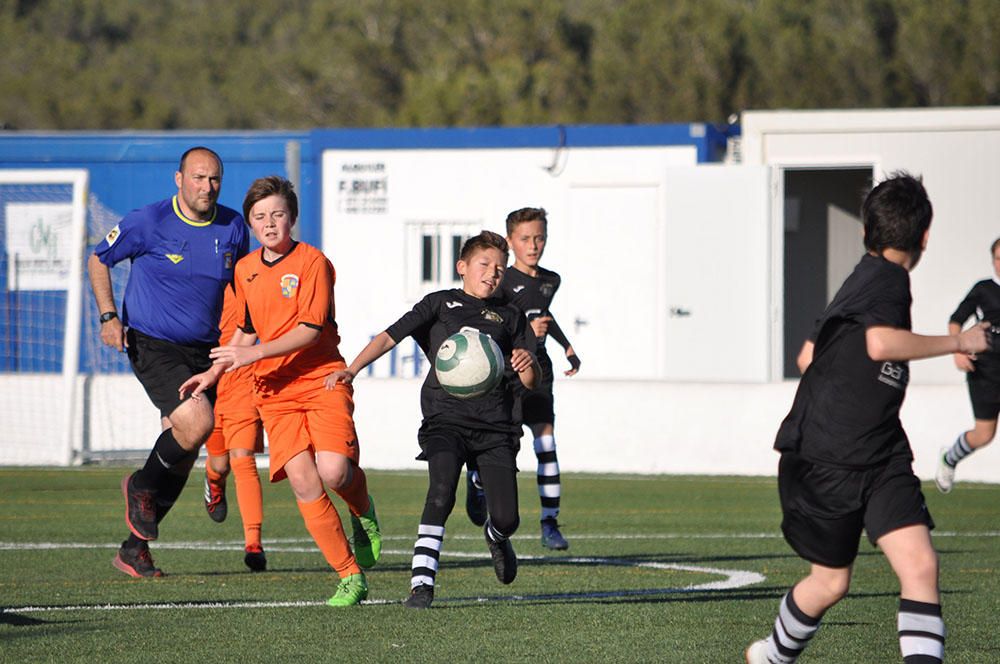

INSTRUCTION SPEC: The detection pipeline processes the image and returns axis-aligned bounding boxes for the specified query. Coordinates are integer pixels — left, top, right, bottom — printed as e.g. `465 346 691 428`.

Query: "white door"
559 185 662 379
662 165 771 381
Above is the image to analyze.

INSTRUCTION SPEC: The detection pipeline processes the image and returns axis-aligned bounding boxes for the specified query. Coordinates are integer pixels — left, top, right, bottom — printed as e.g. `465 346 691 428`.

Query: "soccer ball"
435 330 505 399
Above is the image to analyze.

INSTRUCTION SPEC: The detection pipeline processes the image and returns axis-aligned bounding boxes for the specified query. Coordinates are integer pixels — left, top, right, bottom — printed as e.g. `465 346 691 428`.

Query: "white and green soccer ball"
435 329 505 399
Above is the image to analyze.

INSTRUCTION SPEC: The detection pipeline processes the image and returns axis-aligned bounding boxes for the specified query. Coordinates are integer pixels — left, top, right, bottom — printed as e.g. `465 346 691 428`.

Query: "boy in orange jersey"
181 175 381 607
202 281 268 572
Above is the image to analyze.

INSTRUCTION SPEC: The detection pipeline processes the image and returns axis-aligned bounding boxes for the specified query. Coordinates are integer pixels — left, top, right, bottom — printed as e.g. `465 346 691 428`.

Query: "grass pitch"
1 467 998 662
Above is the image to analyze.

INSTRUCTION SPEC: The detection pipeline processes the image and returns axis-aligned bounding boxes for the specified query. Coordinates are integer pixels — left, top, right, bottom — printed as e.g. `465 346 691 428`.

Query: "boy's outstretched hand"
325 369 355 389
958 321 992 360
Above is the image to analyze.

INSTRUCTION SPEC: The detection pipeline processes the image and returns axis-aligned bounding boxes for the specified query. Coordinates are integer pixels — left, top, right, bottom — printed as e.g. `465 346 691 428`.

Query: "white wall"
3 375 998 486
742 107 1000 384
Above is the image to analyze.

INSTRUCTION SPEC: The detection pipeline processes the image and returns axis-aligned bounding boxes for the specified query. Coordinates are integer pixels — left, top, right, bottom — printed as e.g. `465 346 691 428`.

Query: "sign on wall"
5 202 74 290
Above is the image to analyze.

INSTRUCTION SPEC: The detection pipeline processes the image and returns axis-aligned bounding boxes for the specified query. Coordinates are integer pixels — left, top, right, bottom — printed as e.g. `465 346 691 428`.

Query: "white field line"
1 530 997 552
1 554 763 615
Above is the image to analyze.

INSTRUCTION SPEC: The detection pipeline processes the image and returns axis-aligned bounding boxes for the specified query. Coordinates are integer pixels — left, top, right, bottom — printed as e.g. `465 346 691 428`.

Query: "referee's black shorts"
966 370 1000 421
126 328 217 419
778 452 934 568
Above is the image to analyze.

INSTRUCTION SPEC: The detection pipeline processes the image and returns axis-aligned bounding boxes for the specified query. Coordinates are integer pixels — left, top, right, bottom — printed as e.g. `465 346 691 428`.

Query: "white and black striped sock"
898 598 945 663
534 435 561 521
410 524 445 589
765 589 821 663
944 433 974 468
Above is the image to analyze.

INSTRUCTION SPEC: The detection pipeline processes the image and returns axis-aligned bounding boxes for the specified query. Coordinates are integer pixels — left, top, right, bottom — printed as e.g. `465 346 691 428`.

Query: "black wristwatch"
99 311 119 323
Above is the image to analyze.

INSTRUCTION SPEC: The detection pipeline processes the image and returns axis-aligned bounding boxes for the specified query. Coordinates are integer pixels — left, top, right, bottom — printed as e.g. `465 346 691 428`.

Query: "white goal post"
0 169 88 465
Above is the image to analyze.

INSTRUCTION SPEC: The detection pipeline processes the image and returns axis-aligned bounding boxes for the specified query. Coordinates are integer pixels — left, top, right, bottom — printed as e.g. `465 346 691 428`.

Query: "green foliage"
0 0 997 129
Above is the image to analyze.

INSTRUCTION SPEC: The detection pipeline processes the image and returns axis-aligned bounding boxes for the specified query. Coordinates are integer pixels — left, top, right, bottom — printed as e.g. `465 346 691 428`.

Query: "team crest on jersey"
280 273 300 298
540 283 555 297
165 253 184 264
224 252 233 270
481 308 503 323
104 225 120 246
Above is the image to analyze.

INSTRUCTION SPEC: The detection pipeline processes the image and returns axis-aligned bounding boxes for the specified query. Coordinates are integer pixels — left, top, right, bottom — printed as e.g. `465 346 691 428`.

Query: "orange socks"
297 493 359 577
334 466 371 517
231 455 263 549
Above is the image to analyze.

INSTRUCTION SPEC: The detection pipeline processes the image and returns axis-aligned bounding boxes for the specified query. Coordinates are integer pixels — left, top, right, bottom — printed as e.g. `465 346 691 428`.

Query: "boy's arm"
948 321 976 372
326 331 398 387
544 315 582 375
796 340 815 374
211 324 317 371
866 323 989 362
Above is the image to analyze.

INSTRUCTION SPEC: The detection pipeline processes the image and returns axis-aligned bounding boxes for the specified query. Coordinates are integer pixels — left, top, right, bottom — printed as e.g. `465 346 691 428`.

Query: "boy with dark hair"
745 173 990 664
466 207 580 550
327 230 539 609
936 237 1000 493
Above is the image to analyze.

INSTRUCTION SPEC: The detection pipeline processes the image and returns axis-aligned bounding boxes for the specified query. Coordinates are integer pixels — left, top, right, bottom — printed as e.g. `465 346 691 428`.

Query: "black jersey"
498 265 570 356
774 254 914 468
385 289 534 433
950 278 1000 380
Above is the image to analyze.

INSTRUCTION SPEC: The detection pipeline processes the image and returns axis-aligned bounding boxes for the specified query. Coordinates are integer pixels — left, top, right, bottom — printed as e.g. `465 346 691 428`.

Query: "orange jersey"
216 282 256 411
233 242 346 395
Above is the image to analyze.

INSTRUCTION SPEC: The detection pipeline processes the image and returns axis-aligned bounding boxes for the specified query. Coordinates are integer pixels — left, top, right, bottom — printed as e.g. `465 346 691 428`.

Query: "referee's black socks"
136 429 194 492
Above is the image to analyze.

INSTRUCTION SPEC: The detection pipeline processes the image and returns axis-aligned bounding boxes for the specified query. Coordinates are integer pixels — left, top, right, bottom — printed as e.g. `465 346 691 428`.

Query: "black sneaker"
204 474 228 523
403 583 434 609
122 472 158 541
540 517 569 550
112 540 164 578
485 523 517 585
244 545 267 572
465 470 487 527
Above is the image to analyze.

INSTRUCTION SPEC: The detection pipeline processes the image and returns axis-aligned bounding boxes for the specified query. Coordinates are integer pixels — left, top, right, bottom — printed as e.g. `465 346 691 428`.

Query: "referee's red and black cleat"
112 540 164 578
122 472 158 541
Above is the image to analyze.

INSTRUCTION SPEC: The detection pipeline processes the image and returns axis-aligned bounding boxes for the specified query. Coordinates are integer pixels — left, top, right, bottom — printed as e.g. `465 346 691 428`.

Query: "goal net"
0 170 162 465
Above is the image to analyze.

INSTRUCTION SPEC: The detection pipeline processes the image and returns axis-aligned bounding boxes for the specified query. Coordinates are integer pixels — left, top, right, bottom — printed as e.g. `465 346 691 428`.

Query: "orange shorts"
205 366 263 457
256 377 359 483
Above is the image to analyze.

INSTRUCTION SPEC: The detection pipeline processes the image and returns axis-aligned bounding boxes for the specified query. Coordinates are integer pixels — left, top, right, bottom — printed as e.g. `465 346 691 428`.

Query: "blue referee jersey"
94 196 250 346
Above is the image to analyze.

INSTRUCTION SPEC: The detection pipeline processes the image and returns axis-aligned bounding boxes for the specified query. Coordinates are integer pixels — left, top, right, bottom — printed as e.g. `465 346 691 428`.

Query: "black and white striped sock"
944 433 973 468
898 599 945 663
410 524 445 589
534 435 560 521
765 589 821 663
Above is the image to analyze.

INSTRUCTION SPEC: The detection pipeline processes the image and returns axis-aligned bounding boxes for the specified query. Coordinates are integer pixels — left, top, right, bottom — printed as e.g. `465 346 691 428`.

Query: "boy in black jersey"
327 231 539 609
745 174 990 664
466 207 580 550
936 237 1000 493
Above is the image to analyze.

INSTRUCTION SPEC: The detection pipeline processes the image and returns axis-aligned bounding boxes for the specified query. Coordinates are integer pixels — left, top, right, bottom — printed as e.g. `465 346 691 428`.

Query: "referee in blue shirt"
88 147 250 577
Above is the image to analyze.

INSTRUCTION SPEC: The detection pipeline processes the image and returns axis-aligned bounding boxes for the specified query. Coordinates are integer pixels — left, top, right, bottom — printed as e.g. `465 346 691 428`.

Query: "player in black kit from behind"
327 231 539 609
466 207 580 550
936 237 1000 494
745 173 990 664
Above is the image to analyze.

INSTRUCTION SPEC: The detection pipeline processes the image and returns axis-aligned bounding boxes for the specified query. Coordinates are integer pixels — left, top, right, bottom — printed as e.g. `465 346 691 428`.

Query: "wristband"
99 311 118 323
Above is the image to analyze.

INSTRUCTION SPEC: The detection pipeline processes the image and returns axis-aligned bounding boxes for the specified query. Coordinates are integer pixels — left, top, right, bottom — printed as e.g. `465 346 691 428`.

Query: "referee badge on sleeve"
105 225 120 246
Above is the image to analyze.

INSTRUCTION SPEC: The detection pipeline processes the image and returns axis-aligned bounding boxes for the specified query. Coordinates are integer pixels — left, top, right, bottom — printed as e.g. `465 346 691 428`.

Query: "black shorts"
513 354 555 426
126 328 216 418
778 453 934 568
416 421 519 472
966 371 1000 420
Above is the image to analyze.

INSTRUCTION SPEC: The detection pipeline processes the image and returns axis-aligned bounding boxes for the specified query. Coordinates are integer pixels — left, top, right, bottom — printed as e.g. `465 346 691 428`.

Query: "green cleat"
326 572 368 607
351 496 382 569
